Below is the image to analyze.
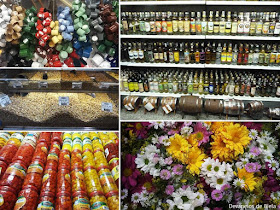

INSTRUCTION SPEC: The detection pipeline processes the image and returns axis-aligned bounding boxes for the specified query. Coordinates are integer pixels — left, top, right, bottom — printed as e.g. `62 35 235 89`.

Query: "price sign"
101 102 113 112
99 83 110 89
12 81 23 89
72 82 82 89
38 81 48 88
59 96 69 106
0 94 11 107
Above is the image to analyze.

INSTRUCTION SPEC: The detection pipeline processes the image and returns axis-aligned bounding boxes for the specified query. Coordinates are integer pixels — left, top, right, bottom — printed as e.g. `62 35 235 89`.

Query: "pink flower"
211 189 223 201
126 122 150 139
173 164 183 175
158 135 168 144
152 154 160 164
122 154 141 189
160 169 171 180
165 185 174 195
234 192 242 202
164 157 173 165
250 146 261 156
245 163 257 173
243 122 263 132
193 122 212 146
221 184 231 191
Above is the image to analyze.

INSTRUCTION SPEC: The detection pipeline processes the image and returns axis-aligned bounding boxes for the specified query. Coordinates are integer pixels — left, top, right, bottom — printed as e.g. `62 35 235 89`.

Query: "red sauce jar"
12 143 36 168
0 161 7 180
32 141 48 164
0 161 27 193
104 143 119 162
38 132 51 148
57 168 71 194
70 169 87 193
14 185 39 210
72 191 90 210
37 191 55 210
40 169 57 194
58 150 71 170
51 132 63 146
0 186 17 209
23 160 45 192
71 151 83 171
55 191 72 210
50 141 61 154
45 152 59 171
0 144 19 165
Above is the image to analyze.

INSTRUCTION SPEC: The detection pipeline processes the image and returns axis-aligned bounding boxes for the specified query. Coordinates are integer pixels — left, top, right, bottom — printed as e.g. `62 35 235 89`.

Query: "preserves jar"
32 141 48 164
63 132 72 141
14 185 39 210
0 144 18 165
0 186 17 209
37 191 55 210
72 138 82 153
99 133 109 146
71 152 83 171
104 143 119 162
92 141 104 153
22 133 38 148
109 158 119 187
84 167 104 195
98 169 118 195
7 132 24 147
93 151 109 172
0 161 27 193
82 139 93 153
23 160 44 192
72 133 81 141
45 152 59 171
55 192 72 210
82 151 95 170
62 139 72 153
57 169 71 194
50 141 60 154
89 132 100 141
71 169 87 192
38 132 51 147
51 132 63 146
107 194 119 210
41 169 57 194
81 133 90 141
72 191 90 210
0 132 10 150
58 150 71 170
0 161 7 180
108 132 118 142
12 143 36 168
89 191 109 210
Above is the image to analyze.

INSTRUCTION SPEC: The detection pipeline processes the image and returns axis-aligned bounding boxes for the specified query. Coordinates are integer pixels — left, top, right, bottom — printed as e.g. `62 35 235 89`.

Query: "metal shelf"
206 35 280 41
121 91 280 102
121 62 204 68
120 1 205 5
206 1 280 5
0 67 119 71
205 64 280 70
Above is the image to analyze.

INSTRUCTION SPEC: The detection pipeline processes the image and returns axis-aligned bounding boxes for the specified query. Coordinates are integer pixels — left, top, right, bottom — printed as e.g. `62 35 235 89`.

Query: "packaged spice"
70 169 87 193
23 160 44 192
0 186 17 209
12 143 36 167
0 144 19 165
14 185 39 210
0 161 27 193
57 168 71 194
37 191 55 210
38 132 51 147
71 151 83 171
58 150 71 170
40 169 57 194
0 161 7 180
72 191 90 210
55 191 72 210
32 141 48 164
51 132 63 146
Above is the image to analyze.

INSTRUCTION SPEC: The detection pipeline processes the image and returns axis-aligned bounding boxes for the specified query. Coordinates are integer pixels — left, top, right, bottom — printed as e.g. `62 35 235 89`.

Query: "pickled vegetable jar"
0 144 18 165
63 132 72 141
72 133 81 141
37 191 55 210
84 167 104 195
23 160 44 192
0 161 7 180
98 169 118 195
41 169 57 194
107 194 119 210
81 133 90 141
94 151 109 172
46 152 59 171
70 169 87 192
89 192 109 210
50 141 61 153
62 140 72 153
82 151 95 170
0 186 17 209
38 132 51 147
72 191 90 210
14 185 39 210
8 132 24 147
51 132 63 146
57 169 71 194
89 132 100 141
0 132 10 150
55 192 72 210
92 141 104 153
71 152 83 171
72 138 82 153
32 142 48 164
12 143 36 167
58 150 71 170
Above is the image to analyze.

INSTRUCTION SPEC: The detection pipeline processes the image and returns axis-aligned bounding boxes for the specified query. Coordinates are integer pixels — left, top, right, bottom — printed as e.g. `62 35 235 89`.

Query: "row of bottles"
121 11 280 36
121 68 280 97
121 41 280 66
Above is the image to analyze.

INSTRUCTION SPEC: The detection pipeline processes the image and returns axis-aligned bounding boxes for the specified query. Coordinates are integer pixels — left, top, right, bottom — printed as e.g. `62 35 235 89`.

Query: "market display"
0 131 119 210
121 122 280 209
0 0 119 68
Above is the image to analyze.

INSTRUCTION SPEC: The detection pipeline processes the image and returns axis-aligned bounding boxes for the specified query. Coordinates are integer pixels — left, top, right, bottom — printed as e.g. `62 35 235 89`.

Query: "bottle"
198 73 204 95
144 74 149 92
139 12 145 35
214 74 220 95
190 43 195 64
128 42 134 62
234 77 240 96
250 78 257 97
163 42 169 63
237 43 244 65
269 12 276 36
168 75 173 93
208 11 214 35
195 43 200 64
226 43 232 64
216 42 222 64
228 78 235 96
231 12 238 35
276 45 280 65
122 42 129 62
213 11 220 35
155 12 162 35
237 12 244 35
163 74 168 93
153 75 159 92
172 76 178 93
258 44 265 65
209 72 214 94
127 12 134 34
183 75 188 94
122 73 129 92
158 42 164 63
219 11 226 35
172 12 179 35
190 12 196 35
211 42 216 64
274 13 280 36
178 12 184 35
144 12 151 34
138 74 144 93
169 42 174 63
179 42 185 64
240 78 245 96
243 44 249 65
147 43 154 63
249 12 256 36
253 44 260 65
161 12 167 34
184 12 190 35
193 72 198 94
262 12 270 35
221 43 227 64
232 44 238 65
264 44 271 66
200 42 205 64
153 42 159 63
187 74 194 94
132 42 138 62
133 74 139 92
205 42 211 64
201 11 208 35
204 72 209 95
158 74 164 93
138 42 144 63
128 73 135 92
178 76 183 93
248 44 254 65
270 44 277 66
196 12 202 35
167 11 173 34
150 12 156 35
225 11 232 35
245 78 251 96
184 42 190 64
256 12 263 36
121 12 129 34
243 12 250 36
174 43 180 64
148 74 154 92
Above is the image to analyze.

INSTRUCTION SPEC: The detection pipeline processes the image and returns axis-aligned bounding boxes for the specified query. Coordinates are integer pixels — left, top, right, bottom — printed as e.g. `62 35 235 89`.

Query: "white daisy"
210 176 228 190
233 178 245 189
131 193 141 203
121 189 128 199
212 160 226 177
181 126 193 137
268 160 279 171
151 134 159 144
224 191 233 203
223 162 234 181
135 153 155 174
145 145 160 154
200 157 216 176
149 121 165 129
150 167 161 177
122 204 128 210
276 123 280 130
276 168 280 177
249 129 258 139
264 155 274 163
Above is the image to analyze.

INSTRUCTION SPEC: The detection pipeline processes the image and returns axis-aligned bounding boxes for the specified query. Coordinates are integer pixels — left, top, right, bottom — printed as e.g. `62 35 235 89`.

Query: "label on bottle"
145 22 150 32
156 21 162 33
225 22 231 31
184 21 190 33
133 82 139 91
262 23 269 34
178 21 184 32
172 20 178 32
27 163 43 173
169 52 174 62
0 132 10 141
138 83 144 92
158 83 164 92
144 102 154 111
173 83 178 92
133 51 138 59
150 21 156 32
208 22 214 33
251 87 256 96
226 53 232 63
190 21 196 33
122 21 128 31
274 23 280 34
270 53 276 64
138 51 144 59
139 21 145 32
184 52 190 63
129 51 134 60
231 22 238 34
253 53 259 64
234 85 240 94
209 84 214 93
91 202 109 210
196 23 202 33
167 21 172 33
276 86 280 95
198 85 203 93
269 23 275 34
188 84 193 93
237 23 244 34
276 53 280 64
219 23 225 34
174 52 180 62
201 22 207 33
154 53 159 60
162 21 167 32
243 22 250 34
7 163 26 178
248 54 253 64
256 23 263 34
221 53 227 63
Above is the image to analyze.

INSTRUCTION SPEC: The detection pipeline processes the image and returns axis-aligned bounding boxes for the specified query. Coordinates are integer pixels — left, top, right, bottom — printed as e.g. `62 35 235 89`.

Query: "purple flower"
221 184 231 191
173 164 184 175
234 192 242 202
152 154 160 164
250 146 261 156
159 135 168 144
164 157 173 165
160 169 171 180
193 122 212 146
211 189 223 201
182 185 189 190
245 163 257 173
165 185 174 195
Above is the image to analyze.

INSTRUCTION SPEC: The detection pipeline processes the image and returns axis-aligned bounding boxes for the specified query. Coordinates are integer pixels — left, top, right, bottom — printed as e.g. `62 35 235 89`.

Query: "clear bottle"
201 11 208 35
213 11 220 35
258 44 265 65
153 75 159 92
172 12 179 35
274 13 280 36
262 12 270 36
155 12 162 35
209 71 214 94
190 12 196 35
144 12 151 34
231 12 238 35
226 43 233 64
248 44 254 65
184 12 190 35
133 42 138 62
161 12 167 34
168 75 173 93
221 43 227 64
228 78 235 96
253 44 260 65
179 42 185 64
269 12 276 36
193 72 198 94
168 42 174 63
153 42 159 63
225 11 232 35
172 75 178 93
208 11 214 35
183 75 188 94
187 74 194 94
249 12 256 36
270 44 277 66
122 73 129 92
198 73 204 95
216 42 222 64
138 42 144 63
184 42 190 64
200 42 205 64
178 12 184 35
232 44 238 65
158 42 164 63
150 12 156 35
139 12 145 35
167 11 173 34
219 11 226 35
256 12 263 36
243 12 250 36
196 12 202 35
204 72 209 95
237 12 244 35
147 43 154 63
121 12 129 35
250 78 257 97
163 74 168 93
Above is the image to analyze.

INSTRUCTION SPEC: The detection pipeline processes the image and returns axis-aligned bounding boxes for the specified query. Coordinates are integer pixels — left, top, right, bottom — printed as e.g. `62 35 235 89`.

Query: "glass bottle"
150 12 156 35
262 12 270 36
153 75 159 92
161 12 167 35
121 12 129 35
269 12 276 36
249 12 256 36
158 42 164 63
231 12 238 35
243 44 249 65
253 44 260 65
184 42 190 64
274 13 280 36
208 11 214 35
138 42 144 63
163 74 168 93
174 43 180 64
144 74 149 92
204 71 209 95
190 43 195 64
163 42 169 63
250 78 257 97
168 75 173 93
225 11 232 35
216 42 222 64
183 75 188 94
200 42 205 64
221 43 227 64
153 42 159 63
201 11 208 35
128 73 134 92
248 44 254 65
193 72 198 94
219 11 226 35
198 73 204 95
209 71 214 94
123 73 129 92
138 74 144 93
258 44 265 65
232 44 238 65
147 43 154 63
264 44 271 66
270 44 277 66
187 74 193 94
205 42 211 64
121 42 129 62
169 42 174 63
195 43 200 64
167 11 173 34
237 12 244 35
276 45 280 65
133 42 138 62
243 12 250 36
179 42 185 64
172 12 179 35
184 12 190 35
228 78 235 96
213 11 220 35
128 12 134 35
226 43 233 64
178 12 184 35
158 74 164 93
211 42 216 64
234 77 240 96
172 75 178 93
190 12 196 35
237 43 244 65
155 12 162 35
256 12 263 36
139 12 145 35
178 76 183 93
144 12 151 34
196 12 202 35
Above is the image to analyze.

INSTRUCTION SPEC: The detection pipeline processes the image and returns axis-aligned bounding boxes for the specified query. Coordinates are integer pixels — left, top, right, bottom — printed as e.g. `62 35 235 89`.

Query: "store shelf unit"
120 1 206 5
206 1 280 5
0 67 120 70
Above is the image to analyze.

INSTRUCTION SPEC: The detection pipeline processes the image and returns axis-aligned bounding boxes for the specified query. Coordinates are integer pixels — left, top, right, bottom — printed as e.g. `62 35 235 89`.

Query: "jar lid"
56 191 71 197
11 160 28 171
22 184 38 192
72 190 88 198
44 163 57 171
36 141 48 147
105 190 119 198
40 190 55 197
60 149 70 155
89 191 104 198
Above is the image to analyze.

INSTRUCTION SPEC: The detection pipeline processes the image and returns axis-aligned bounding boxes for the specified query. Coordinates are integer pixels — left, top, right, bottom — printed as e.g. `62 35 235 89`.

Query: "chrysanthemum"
121 189 128 199
165 185 175 195
185 147 207 175
160 169 171 180
210 176 228 190
268 160 279 171
245 163 257 173
211 189 223 201
250 146 261 156
131 193 141 203
173 164 184 175
166 134 191 162
210 122 231 133
192 122 212 146
235 168 257 192
233 178 245 189
249 129 258 139
200 157 216 176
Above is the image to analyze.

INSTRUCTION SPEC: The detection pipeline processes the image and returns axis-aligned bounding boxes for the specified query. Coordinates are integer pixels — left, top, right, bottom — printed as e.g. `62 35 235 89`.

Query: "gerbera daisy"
192 122 212 146
235 168 257 192
185 147 207 175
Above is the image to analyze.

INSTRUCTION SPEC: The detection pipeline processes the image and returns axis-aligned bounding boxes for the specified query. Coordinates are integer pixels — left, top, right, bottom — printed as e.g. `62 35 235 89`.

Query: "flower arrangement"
121 122 280 210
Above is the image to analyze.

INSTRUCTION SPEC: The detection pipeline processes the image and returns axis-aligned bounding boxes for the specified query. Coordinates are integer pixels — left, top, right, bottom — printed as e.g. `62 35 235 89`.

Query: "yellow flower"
166 134 190 162
235 168 257 192
211 137 234 162
210 122 231 133
185 147 207 175
187 134 199 147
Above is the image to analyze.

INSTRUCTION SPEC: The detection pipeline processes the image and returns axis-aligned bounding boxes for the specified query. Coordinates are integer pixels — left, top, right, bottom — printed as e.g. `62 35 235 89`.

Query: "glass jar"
107 194 119 210
32 141 48 164
89 191 109 210
51 132 63 146
55 191 72 210
70 169 87 192
0 161 7 180
23 160 44 192
82 151 95 170
92 141 104 153
72 138 83 153
37 191 55 210
0 144 19 165
0 132 10 150
50 141 61 154
38 132 51 147
7 132 24 147
0 161 27 193
58 150 71 170
62 139 72 153
84 167 104 195
93 151 109 172
71 151 83 171
57 168 71 194
41 169 57 194
89 132 99 141
98 169 118 195
82 138 93 153
45 151 59 171
14 185 39 210
62 133 72 141
0 186 17 209
72 191 90 210
12 143 36 167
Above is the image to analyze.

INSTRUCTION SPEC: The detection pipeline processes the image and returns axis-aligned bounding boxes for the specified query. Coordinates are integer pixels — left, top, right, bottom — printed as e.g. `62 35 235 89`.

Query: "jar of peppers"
63 132 72 141
72 138 82 153
8 132 24 147
32 141 48 164
71 151 83 171
92 141 104 153
82 139 93 153
0 144 19 165
50 141 61 153
57 168 71 194
38 132 51 147
0 161 27 193
46 151 59 171
55 191 72 210
89 191 109 210
0 132 10 150
0 161 7 180
51 132 63 146
98 169 118 195
23 160 44 192
14 185 39 210
72 191 90 210
58 150 71 170
93 151 109 172
0 186 17 209
37 191 55 210
71 169 87 192
41 168 57 194
82 151 95 170
12 142 36 168
107 193 119 210
62 140 72 153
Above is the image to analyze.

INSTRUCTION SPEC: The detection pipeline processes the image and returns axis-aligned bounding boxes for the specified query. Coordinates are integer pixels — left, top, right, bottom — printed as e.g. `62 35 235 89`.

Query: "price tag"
72 82 82 89
38 81 48 88
101 102 113 112
99 83 110 89
90 93 96 98
12 81 23 89
59 96 69 106
0 94 11 107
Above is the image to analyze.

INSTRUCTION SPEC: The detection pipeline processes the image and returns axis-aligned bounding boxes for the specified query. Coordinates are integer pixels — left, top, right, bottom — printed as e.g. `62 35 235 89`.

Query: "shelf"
206 1 280 5
120 1 205 5
3 126 118 131
0 67 119 71
121 62 280 70
121 91 280 102
206 35 280 41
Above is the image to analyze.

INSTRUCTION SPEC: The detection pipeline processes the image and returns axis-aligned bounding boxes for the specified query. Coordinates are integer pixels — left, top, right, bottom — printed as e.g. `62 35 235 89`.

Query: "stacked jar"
56 132 72 210
0 132 37 209
0 132 10 151
14 133 49 210
91 133 119 210
71 132 91 209
37 134 61 209
82 133 110 210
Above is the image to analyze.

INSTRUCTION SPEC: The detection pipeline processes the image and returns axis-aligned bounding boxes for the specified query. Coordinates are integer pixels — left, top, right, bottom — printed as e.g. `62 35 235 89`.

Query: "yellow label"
0 195 4 206
111 165 119 181
14 196 26 210
42 173 49 183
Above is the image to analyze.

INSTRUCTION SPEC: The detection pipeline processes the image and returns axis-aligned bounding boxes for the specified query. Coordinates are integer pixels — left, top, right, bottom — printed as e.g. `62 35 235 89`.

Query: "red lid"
89 191 104 197
11 160 27 171
105 190 119 198
84 166 95 171
58 165 71 171
72 191 88 198
30 159 44 167
56 191 71 197
57 168 70 174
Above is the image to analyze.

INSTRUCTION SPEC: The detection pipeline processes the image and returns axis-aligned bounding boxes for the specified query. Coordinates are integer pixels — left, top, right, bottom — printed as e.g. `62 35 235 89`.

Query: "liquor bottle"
211 42 216 64
250 78 257 97
237 43 244 65
234 77 240 96
195 42 200 64
173 75 179 93
172 12 179 35
169 42 174 63
190 43 195 64
196 12 202 35
121 12 129 34
187 74 194 94
174 43 180 64
128 12 134 34
153 42 159 63
201 11 208 35
269 12 276 36
200 42 205 64
158 74 164 93
133 42 139 62
244 44 249 65
213 11 220 35
158 42 164 63
162 12 167 34
163 74 168 93
147 43 154 63
256 12 263 36
139 12 145 35
276 45 280 65
245 78 251 96
144 74 149 92
163 42 169 63
225 11 232 35
253 44 260 65
128 73 135 92
144 12 151 34
216 42 222 64
214 73 220 95
243 12 250 36
155 12 162 35
183 75 188 94
205 42 211 64
262 12 270 35
198 73 204 95
209 71 214 94
138 74 144 93
240 77 246 96
228 78 235 96
264 44 271 66
231 12 238 35
150 12 156 35
190 12 196 35
258 44 265 65
232 44 238 65
184 42 190 64
123 73 129 92
204 71 209 95
219 11 226 35
167 11 173 34
121 42 129 62
178 75 183 93
227 43 233 64
153 75 159 92
208 11 214 35
276 77 280 97
179 42 185 64
248 44 254 65
138 42 144 63
249 12 256 36
128 42 134 62
168 75 173 93
237 12 244 35
221 43 227 64
178 12 184 35
270 44 277 66
184 12 190 35
193 72 198 93
274 13 280 36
